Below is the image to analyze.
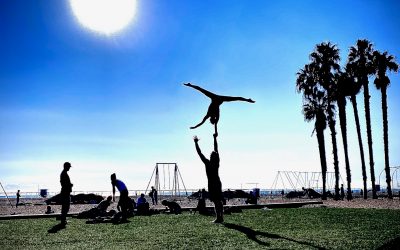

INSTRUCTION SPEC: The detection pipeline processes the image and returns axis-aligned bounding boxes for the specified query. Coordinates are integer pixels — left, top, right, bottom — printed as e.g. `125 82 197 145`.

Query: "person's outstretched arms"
219 95 255 103
190 114 210 129
213 133 219 153
194 136 207 164
184 83 217 99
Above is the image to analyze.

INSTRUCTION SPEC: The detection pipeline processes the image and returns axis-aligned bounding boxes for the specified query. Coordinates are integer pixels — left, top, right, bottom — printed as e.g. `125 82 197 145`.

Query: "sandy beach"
1 196 399 216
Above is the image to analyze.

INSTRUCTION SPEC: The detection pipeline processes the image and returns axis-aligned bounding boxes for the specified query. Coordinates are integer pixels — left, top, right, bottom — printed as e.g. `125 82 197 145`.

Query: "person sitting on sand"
136 193 149 215
184 83 255 133
193 133 224 223
45 205 54 214
161 200 182 214
97 196 113 214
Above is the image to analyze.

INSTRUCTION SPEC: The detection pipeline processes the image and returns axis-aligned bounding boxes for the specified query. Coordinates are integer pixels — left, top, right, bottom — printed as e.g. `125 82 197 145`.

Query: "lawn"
0 208 399 249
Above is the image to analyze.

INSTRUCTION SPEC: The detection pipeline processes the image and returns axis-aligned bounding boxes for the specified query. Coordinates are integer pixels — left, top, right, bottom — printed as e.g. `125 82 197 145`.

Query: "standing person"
16 190 21 207
193 133 224 223
111 173 129 222
184 83 255 134
151 186 158 205
340 184 345 200
60 162 73 227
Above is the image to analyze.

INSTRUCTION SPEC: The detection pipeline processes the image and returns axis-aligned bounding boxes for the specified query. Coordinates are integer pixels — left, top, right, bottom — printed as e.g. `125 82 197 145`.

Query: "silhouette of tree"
296 64 329 200
348 39 377 199
310 42 341 200
337 69 353 200
372 50 399 199
345 62 368 199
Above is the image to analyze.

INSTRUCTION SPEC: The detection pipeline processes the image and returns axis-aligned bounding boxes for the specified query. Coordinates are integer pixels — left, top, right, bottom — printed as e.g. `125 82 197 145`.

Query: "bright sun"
69 0 137 35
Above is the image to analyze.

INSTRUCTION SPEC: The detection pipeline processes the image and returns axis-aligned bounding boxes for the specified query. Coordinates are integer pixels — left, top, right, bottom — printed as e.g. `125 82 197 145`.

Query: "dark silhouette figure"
149 186 158 205
136 193 150 215
111 173 129 222
184 83 255 133
16 190 20 207
60 162 73 227
45 205 54 214
340 184 345 200
193 133 223 223
161 200 182 214
196 188 208 215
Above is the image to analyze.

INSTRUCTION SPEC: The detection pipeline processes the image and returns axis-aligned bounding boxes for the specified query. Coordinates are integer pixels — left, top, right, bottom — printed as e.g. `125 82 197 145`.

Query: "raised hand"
193 136 199 143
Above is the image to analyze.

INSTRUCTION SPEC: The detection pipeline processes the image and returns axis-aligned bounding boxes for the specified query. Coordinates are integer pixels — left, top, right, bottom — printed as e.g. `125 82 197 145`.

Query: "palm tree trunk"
316 126 327 200
328 102 340 200
338 97 352 200
351 95 368 199
363 81 377 199
381 86 393 199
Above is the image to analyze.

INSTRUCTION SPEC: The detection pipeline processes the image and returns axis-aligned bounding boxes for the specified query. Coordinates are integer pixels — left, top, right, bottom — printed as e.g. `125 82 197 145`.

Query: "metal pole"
0 181 14 208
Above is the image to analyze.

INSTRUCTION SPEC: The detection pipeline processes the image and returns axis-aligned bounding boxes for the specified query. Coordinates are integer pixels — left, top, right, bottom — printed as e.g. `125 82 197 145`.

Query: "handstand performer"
193 133 224 223
184 83 255 133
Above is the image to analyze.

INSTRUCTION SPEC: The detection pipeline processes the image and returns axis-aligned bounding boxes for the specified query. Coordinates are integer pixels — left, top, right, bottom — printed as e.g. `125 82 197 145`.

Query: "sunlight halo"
69 0 137 35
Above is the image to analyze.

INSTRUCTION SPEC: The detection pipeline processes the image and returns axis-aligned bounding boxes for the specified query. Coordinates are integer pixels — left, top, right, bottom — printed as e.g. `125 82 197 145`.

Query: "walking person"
16 190 21 207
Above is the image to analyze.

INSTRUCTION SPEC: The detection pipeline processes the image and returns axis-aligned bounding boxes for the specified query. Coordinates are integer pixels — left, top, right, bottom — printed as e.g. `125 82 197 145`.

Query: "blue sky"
1 0 399 193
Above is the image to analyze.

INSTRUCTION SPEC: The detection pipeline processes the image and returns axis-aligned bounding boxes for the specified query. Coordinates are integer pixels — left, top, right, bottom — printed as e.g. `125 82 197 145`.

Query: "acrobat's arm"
219 95 255 103
194 136 207 164
190 114 210 129
213 133 218 153
184 83 216 99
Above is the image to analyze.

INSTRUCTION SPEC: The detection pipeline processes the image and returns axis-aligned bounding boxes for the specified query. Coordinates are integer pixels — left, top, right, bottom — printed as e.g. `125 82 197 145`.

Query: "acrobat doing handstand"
184 83 255 133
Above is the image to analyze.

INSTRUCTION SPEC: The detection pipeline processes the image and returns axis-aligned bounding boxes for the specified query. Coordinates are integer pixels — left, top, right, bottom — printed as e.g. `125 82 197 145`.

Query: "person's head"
47 205 51 211
111 173 116 182
210 151 219 164
161 200 168 206
63 162 71 170
140 193 145 198
17 190 20 192
106 196 112 202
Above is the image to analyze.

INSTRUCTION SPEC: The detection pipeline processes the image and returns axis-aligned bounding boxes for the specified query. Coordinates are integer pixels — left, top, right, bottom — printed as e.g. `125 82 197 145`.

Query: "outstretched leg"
184 83 217 99
191 114 210 129
219 95 255 103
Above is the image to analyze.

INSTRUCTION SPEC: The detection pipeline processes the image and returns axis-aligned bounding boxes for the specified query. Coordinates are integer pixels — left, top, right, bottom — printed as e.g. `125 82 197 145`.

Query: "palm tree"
346 63 368 199
310 42 341 200
348 39 377 199
372 50 399 199
296 64 329 200
337 69 353 200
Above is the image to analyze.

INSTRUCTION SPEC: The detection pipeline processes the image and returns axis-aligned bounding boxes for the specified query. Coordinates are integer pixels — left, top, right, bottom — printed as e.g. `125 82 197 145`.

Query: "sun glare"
69 0 137 35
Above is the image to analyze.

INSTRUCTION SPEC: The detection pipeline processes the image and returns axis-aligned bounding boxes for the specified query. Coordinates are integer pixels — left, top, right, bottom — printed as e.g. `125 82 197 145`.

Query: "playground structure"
145 163 188 197
378 166 400 190
270 171 344 191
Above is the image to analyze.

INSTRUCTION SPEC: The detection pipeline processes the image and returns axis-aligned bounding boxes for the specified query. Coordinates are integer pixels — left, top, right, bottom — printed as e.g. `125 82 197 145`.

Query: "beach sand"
1 196 399 216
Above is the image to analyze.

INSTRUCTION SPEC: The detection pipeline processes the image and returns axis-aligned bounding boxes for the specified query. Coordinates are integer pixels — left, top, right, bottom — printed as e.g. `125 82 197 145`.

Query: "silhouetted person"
184 83 255 133
161 200 182 214
360 189 363 198
150 186 158 205
136 193 149 215
193 133 223 223
196 188 207 215
111 173 129 222
45 205 54 214
16 190 21 207
340 184 345 200
60 162 73 227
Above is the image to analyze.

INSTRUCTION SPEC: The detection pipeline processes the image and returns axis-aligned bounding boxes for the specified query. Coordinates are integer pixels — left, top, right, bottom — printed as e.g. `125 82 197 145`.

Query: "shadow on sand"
223 223 326 249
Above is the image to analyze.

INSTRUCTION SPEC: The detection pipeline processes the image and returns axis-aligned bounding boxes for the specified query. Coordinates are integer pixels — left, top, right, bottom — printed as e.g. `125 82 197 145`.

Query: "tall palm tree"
296 64 329 200
346 63 368 199
310 42 341 200
372 50 399 199
337 69 353 200
348 39 377 199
